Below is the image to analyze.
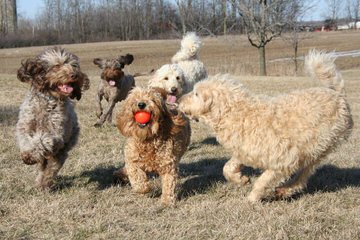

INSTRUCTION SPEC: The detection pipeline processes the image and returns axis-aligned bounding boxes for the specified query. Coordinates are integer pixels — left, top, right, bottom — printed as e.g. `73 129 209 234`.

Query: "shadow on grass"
188 137 219 151
178 157 261 200
306 164 360 194
55 161 360 201
0 106 19 126
274 164 360 202
79 165 120 190
56 165 121 191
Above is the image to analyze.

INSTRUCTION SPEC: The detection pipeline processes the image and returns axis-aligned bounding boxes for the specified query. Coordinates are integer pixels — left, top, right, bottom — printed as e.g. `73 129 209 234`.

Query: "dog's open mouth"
108 80 116 86
167 94 177 105
58 84 74 94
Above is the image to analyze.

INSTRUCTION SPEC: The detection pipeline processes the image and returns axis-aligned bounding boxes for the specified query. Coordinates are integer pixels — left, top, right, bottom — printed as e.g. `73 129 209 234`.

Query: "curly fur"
148 32 207 104
16 47 90 190
179 50 353 202
93 54 135 127
114 87 191 206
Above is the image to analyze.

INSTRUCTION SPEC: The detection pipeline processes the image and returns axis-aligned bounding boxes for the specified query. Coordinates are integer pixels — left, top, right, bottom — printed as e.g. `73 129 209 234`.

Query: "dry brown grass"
0 31 359 239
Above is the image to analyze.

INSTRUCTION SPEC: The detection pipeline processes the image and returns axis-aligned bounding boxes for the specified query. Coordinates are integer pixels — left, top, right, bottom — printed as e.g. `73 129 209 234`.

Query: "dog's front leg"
94 97 116 127
36 155 63 190
247 169 288 202
95 92 104 119
127 165 151 194
223 156 250 185
160 170 178 206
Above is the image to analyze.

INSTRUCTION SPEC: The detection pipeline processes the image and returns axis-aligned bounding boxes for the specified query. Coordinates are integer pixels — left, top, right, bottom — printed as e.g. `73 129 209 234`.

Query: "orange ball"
134 111 151 124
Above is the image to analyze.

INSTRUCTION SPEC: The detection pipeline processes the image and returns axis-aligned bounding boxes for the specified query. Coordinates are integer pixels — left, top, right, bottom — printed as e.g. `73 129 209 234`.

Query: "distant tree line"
1 0 359 75
1 0 246 48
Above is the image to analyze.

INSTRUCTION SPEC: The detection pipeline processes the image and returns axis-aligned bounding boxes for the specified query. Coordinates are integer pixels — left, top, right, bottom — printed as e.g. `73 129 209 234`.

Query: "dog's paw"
113 168 129 185
275 187 289 198
132 184 152 194
20 151 38 165
247 192 262 203
160 197 176 207
96 111 103 119
94 122 102 128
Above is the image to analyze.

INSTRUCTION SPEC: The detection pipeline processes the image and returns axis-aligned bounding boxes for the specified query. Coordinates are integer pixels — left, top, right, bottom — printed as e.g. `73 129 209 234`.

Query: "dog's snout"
171 87 177 93
138 102 146 109
70 73 77 79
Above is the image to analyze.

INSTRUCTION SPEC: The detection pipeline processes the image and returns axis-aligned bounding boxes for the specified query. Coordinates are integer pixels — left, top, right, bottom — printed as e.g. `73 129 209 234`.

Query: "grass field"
0 31 359 239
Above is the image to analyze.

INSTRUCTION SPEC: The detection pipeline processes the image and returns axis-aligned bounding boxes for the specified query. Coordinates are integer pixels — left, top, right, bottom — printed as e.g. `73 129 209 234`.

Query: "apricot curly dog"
114 87 191 206
179 50 353 202
16 47 90 190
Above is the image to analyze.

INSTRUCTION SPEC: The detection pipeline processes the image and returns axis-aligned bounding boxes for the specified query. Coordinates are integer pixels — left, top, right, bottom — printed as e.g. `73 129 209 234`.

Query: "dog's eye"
164 77 168 80
71 63 79 68
195 92 198 97
176 76 180 80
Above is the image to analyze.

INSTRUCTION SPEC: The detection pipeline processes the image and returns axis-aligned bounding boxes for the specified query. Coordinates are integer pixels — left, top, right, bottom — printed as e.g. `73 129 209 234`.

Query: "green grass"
0 32 359 239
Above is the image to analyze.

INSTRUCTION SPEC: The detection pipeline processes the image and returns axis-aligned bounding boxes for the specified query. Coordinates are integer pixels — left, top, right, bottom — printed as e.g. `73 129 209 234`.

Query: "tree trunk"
258 45 267 76
222 0 227 35
294 43 298 75
11 0 17 33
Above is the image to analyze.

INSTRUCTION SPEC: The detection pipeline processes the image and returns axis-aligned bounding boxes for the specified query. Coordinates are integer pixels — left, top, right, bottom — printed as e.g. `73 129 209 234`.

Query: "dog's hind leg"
223 156 250 185
96 93 104 119
36 156 63 190
127 166 151 194
276 160 321 198
94 98 116 127
247 169 289 202
160 171 178 206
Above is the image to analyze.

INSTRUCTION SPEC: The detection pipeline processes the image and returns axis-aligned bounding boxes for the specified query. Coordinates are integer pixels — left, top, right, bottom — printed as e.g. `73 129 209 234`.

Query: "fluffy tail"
171 32 203 63
305 50 344 92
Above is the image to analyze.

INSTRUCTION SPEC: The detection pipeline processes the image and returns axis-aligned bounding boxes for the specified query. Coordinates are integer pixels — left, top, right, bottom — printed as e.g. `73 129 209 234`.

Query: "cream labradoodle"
179 50 353 202
148 32 207 105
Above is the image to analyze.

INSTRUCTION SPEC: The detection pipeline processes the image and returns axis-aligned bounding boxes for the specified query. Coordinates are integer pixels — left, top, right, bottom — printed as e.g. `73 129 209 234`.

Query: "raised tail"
171 32 203 63
305 50 344 92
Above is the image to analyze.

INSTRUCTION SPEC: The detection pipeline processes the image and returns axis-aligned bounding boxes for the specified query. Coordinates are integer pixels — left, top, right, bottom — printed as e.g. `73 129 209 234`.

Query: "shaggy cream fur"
148 32 207 104
179 50 353 202
114 87 191 206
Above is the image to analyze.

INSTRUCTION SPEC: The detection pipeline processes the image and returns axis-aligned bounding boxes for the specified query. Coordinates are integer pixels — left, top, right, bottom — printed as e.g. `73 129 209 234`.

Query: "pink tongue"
58 84 73 94
109 80 116 86
167 95 177 104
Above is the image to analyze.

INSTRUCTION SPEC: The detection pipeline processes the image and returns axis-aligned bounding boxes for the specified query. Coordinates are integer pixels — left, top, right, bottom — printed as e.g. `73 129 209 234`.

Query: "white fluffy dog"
149 32 207 104
179 50 353 202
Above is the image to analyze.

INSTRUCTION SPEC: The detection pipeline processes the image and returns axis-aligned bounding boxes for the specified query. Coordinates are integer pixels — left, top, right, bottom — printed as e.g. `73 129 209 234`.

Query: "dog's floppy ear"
117 112 133 137
152 87 168 101
119 54 134 67
70 83 82 101
93 58 106 69
69 71 90 101
17 58 45 84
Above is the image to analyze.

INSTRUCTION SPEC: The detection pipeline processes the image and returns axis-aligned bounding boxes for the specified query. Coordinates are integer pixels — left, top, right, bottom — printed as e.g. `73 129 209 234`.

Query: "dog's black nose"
171 87 177 93
70 73 77 79
138 102 146 109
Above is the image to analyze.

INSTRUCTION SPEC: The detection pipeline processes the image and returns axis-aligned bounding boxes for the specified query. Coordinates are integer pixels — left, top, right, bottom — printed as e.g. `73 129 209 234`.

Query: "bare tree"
175 0 191 34
282 0 313 74
236 0 293 76
0 0 17 35
324 0 342 29
346 0 360 29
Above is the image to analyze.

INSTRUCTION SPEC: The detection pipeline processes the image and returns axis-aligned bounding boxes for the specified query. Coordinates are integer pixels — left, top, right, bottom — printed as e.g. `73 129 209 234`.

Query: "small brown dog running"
114 87 191 206
93 54 135 127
